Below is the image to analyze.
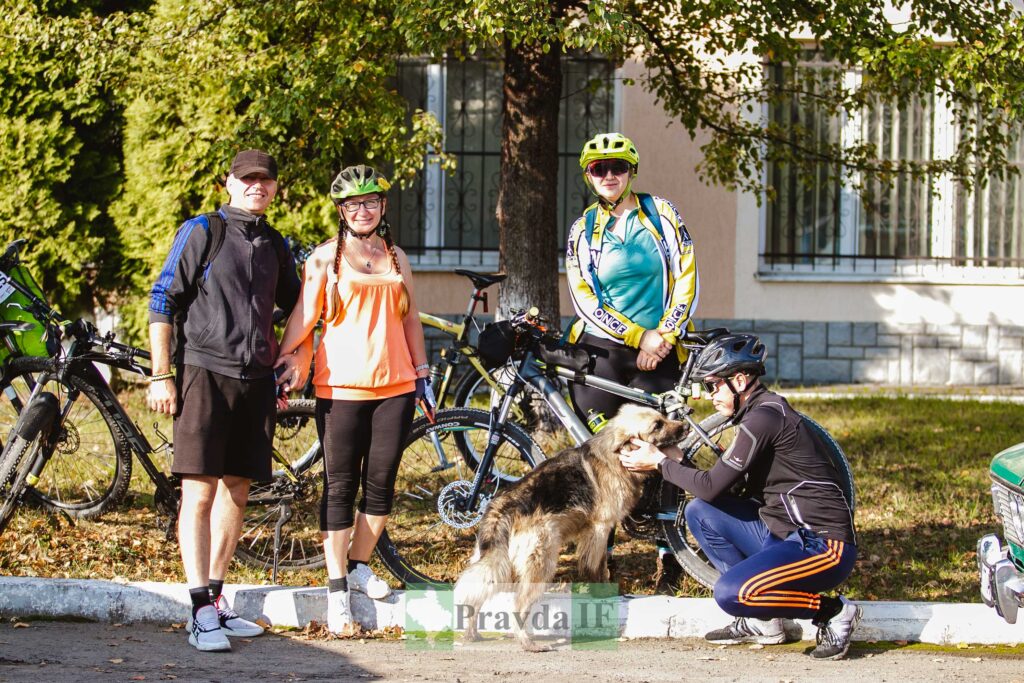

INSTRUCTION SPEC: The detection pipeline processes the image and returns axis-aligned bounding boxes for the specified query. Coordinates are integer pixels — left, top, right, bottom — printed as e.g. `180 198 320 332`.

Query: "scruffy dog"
453 404 689 651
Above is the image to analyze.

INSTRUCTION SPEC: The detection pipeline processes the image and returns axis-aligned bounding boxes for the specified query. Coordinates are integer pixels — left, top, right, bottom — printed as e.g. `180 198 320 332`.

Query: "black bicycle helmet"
692 333 767 381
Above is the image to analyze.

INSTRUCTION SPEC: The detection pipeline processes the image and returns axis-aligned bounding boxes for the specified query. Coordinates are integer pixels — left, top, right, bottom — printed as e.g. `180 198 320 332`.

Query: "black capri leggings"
315 393 415 531
569 332 681 424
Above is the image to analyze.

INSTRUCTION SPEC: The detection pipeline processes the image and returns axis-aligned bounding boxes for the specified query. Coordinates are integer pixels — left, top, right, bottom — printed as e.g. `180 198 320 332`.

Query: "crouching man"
619 334 860 660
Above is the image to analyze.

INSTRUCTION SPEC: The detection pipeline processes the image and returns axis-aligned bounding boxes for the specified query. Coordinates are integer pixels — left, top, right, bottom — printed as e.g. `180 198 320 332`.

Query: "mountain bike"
0 315 326 580
372 309 856 588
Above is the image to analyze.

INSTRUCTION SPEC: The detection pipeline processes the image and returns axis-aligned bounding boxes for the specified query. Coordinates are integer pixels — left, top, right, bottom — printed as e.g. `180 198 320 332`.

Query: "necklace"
364 244 377 270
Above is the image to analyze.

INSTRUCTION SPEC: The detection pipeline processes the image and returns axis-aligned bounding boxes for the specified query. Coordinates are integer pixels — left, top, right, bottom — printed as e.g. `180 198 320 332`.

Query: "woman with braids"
274 165 430 633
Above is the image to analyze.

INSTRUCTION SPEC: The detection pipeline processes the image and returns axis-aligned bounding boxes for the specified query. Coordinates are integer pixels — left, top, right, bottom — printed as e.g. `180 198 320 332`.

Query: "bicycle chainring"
620 473 663 541
437 480 489 529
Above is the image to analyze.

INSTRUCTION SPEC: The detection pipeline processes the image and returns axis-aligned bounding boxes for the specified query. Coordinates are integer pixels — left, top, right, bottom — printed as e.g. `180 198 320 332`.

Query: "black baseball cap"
229 149 278 180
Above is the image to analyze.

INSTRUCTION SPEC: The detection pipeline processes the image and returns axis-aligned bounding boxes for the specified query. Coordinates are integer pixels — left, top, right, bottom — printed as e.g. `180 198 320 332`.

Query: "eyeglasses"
340 198 382 213
586 159 631 177
701 378 728 395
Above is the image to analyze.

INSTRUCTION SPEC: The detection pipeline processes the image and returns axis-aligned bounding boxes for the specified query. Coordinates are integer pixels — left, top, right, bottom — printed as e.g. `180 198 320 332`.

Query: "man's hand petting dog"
619 438 668 471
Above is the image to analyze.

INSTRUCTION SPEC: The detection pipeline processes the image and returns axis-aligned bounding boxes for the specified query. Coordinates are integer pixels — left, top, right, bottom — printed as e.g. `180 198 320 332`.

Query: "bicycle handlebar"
63 318 151 363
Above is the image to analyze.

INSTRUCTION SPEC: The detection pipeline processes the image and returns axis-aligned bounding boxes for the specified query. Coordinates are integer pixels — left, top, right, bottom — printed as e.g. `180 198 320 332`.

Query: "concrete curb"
0 577 1020 645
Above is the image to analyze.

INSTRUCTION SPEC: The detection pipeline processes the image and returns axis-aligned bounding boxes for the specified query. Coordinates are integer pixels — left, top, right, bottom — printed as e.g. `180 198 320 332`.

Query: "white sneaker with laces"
348 562 391 600
704 616 786 645
188 604 231 652
328 589 354 634
811 596 862 660
213 594 264 637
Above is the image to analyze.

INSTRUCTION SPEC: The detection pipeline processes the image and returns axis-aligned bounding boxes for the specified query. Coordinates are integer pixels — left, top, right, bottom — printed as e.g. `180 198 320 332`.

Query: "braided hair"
323 209 409 323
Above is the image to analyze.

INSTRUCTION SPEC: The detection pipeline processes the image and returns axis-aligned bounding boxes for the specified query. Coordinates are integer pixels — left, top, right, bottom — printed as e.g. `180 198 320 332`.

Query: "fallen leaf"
748 643 764 650
109 658 124 664
130 677 145 681
12 623 29 629
255 618 272 629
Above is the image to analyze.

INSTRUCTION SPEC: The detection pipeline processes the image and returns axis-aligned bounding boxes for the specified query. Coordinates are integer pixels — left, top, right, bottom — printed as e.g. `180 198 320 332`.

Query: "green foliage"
112 0 448 341
630 0 1024 195
0 0 140 314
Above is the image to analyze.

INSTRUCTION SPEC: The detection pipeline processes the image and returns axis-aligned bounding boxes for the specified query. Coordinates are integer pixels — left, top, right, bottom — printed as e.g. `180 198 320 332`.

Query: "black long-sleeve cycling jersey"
660 385 856 544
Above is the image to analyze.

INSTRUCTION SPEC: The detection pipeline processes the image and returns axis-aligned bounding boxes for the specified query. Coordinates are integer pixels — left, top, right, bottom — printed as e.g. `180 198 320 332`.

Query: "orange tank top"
313 263 416 400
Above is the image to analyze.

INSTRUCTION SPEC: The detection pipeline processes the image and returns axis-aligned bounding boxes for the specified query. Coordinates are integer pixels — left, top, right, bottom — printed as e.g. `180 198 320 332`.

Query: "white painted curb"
0 577 1021 645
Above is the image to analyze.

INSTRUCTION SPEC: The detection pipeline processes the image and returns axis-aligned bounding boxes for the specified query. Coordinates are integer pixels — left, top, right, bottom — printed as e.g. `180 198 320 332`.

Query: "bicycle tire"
0 392 60 536
0 356 132 519
234 399 326 572
452 364 563 455
375 408 544 586
658 411 856 589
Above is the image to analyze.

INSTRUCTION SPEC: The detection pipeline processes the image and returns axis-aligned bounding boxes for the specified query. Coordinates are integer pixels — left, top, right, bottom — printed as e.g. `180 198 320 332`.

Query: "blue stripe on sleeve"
149 215 210 315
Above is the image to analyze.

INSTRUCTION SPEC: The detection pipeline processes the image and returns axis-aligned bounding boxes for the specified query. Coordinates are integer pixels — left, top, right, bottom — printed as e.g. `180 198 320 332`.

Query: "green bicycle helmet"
329 165 391 204
579 132 640 170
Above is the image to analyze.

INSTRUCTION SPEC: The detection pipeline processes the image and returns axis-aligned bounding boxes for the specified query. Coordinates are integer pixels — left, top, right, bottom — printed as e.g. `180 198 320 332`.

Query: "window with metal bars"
762 55 1024 280
389 54 617 267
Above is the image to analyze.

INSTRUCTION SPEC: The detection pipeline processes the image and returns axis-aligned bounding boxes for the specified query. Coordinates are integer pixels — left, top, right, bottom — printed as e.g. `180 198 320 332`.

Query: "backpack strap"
200 211 226 281
636 193 665 241
583 204 606 307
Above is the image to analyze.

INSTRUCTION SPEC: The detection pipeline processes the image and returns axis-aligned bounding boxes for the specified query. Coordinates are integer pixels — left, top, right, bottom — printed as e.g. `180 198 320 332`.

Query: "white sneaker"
704 617 786 645
328 589 354 634
213 594 264 637
188 604 231 652
811 596 862 660
348 562 391 600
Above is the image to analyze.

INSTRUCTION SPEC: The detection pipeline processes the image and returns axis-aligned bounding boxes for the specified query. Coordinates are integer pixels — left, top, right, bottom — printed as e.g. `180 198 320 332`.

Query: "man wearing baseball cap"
147 149 301 652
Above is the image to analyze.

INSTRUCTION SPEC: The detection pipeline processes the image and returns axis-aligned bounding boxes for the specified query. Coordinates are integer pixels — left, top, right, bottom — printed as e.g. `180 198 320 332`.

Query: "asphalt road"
0 620 1021 683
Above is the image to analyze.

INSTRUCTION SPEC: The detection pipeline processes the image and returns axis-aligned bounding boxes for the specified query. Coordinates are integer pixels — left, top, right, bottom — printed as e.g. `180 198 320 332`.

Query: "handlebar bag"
477 320 517 368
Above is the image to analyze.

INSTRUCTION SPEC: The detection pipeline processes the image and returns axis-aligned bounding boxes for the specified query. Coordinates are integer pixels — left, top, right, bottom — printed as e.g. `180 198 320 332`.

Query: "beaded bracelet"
148 372 174 383
414 363 430 373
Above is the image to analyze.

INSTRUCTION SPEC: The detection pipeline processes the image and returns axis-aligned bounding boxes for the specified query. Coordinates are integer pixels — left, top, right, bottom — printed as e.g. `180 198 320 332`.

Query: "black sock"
347 559 366 573
208 579 225 602
813 596 842 624
190 587 212 617
329 577 348 593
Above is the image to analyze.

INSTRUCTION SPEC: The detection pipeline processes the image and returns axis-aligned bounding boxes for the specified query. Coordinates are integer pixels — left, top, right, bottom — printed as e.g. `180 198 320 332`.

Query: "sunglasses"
586 159 631 177
701 378 728 395
340 198 382 213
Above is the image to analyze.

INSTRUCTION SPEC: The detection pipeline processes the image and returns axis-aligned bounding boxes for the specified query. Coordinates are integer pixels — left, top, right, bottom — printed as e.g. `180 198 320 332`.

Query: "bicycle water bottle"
586 409 607 433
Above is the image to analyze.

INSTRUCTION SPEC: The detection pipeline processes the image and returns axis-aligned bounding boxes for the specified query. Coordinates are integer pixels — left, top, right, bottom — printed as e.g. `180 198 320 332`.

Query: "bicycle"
372 309 855 588
0 241 325 581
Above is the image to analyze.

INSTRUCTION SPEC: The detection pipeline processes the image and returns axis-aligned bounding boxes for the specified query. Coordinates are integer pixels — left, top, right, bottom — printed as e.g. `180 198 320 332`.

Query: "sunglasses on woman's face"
586 159 631 177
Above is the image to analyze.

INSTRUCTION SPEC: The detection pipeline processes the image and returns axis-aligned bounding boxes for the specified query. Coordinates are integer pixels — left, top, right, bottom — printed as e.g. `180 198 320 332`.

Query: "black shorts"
172 364 275 481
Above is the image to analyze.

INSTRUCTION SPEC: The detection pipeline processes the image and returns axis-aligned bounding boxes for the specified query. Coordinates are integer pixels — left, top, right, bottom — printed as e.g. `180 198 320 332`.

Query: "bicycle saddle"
454 269 507 290
681 328 730 345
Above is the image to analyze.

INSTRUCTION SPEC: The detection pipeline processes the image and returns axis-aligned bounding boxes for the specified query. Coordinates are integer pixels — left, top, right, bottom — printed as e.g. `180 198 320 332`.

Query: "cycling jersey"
565 194 698 353
659 386 856 544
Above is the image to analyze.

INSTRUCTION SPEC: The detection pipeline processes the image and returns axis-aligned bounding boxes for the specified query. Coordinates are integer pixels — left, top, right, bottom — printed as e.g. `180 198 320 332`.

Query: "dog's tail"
453 513 514 616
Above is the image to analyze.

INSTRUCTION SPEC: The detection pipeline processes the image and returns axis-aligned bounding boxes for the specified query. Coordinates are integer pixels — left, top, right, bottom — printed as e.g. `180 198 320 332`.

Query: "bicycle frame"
456 331 729 512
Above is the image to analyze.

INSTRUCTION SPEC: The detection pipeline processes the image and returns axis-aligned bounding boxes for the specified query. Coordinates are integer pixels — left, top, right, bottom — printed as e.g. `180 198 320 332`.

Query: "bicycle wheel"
376 408 544 586
452 364 563 454
0 392 60 536
235 399 326 572
0 356 132 519
658 411 856 589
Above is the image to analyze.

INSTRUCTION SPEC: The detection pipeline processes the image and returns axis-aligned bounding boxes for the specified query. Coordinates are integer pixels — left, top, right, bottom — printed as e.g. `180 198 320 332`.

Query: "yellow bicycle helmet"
579 132 640 170
329 165 391 204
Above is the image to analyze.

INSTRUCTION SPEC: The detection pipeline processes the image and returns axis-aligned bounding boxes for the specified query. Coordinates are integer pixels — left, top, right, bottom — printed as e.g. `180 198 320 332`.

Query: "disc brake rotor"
437 480 490 529
55 421 80 455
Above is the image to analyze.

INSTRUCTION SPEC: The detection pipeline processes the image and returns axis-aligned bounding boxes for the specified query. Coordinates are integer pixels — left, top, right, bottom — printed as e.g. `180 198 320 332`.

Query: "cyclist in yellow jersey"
565 132 700 587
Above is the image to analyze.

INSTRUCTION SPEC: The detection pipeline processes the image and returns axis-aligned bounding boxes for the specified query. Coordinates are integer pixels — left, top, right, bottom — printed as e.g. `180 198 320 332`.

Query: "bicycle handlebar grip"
0 239 25 267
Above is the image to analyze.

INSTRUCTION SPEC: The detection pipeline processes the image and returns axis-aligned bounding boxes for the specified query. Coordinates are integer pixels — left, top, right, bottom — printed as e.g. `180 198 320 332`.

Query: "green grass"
0 392 1020 603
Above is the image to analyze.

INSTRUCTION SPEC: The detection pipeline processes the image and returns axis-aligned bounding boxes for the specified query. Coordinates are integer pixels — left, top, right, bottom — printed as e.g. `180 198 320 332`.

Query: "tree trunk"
496 37 563 324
